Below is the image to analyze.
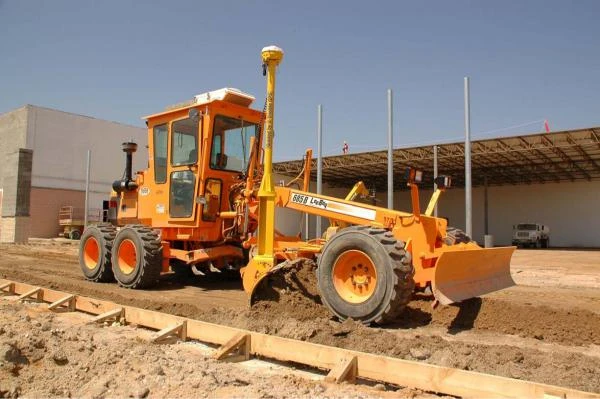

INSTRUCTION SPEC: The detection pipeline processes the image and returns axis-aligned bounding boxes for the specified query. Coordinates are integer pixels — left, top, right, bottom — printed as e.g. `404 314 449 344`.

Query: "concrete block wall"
0 106 28 189
0 216 30 244
1 148 33 243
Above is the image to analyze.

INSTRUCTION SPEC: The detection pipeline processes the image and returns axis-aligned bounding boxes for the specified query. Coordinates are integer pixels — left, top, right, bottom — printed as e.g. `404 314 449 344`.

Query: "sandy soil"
1 241 599 394
1 300 438 398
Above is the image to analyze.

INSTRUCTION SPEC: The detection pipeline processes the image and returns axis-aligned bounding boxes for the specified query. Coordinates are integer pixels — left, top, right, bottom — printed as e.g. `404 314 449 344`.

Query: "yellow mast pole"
250 45 284 282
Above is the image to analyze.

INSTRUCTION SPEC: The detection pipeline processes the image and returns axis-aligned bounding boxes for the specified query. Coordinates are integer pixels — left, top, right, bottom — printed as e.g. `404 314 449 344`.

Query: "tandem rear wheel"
78 223 117 283
111 225 163 289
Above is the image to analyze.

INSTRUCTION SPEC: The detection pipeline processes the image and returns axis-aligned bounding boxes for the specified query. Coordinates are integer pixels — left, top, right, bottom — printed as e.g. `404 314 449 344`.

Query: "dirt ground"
0 300 439 399
1 241 599 395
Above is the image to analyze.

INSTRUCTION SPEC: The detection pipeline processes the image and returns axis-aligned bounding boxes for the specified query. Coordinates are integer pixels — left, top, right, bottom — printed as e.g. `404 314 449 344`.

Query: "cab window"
153 124 168 183
210 115 258 172
171 117 198 166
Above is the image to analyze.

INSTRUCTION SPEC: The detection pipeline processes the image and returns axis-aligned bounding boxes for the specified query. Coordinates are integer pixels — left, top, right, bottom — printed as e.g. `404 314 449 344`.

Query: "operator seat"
187 149 197 164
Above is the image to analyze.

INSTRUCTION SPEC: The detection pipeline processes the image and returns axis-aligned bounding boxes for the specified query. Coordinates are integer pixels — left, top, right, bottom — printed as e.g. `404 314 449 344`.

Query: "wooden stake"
0 281 14 293
17 287 42 302
88 308 124 324
325 355 357 383
151 321 187 343
48 294 76 311
213 332 250 362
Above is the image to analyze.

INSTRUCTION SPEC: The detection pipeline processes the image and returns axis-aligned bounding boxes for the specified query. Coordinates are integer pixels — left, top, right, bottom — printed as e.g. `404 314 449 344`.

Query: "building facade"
0 105 147 242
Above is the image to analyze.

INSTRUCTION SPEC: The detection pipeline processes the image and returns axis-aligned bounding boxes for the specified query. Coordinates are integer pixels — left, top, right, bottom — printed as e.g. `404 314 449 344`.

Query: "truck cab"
512 223 550 248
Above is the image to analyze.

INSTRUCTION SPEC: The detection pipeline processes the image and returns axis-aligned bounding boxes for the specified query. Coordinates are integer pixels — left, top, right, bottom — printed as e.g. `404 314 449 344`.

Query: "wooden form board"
0 278 597 399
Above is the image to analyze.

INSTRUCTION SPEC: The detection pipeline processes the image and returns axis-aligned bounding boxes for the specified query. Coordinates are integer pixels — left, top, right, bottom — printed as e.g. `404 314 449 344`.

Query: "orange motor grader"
79 45 515 324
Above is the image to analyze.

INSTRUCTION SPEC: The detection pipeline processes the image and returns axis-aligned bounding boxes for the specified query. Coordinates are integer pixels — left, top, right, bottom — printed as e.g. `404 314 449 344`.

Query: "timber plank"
48 294 75 311
151 321 187 343
17 287 42 302
213 332 250 361
325 355 357 383
89 308 124 324
0 281 14 293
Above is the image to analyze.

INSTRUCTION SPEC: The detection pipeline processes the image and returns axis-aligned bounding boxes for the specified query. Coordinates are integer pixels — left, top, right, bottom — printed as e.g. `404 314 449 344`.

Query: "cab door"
168 115 201 222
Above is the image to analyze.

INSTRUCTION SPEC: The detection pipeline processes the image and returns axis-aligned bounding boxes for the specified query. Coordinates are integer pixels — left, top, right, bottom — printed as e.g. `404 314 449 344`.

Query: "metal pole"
433 145 438 217
484 175 489 235
84 150 91 229
316 104 323 238
464 77 472 237
305 214 310 240
387 89 393 209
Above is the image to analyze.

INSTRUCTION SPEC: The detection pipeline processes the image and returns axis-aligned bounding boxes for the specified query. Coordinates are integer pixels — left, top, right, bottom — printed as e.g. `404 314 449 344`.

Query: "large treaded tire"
317 226 415 325
78 223 116 283
112 225 163 289
444 227 471 245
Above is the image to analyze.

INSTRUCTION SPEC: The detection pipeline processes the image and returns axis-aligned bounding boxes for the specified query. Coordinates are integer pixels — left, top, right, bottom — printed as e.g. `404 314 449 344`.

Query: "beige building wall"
0 105 148 239
25 105 148 210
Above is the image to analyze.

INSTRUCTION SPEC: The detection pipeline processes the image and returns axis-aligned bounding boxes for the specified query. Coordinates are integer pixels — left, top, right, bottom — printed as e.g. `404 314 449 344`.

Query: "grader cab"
79 45 515 324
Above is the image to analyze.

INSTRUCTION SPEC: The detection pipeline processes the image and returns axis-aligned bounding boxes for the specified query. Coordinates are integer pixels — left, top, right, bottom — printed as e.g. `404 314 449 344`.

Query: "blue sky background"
1 1 599 160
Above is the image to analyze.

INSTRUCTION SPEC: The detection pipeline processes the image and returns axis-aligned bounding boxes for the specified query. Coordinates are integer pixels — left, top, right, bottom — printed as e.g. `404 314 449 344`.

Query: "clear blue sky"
1 0 599 160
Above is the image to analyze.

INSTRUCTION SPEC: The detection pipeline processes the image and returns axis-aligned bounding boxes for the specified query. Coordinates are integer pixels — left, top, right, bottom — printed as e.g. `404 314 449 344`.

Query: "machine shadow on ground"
155 273 244 292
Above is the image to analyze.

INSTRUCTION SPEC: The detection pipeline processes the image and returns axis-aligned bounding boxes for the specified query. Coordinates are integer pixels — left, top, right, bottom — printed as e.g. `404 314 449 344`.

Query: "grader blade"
432 246 515 305
242 258 304 305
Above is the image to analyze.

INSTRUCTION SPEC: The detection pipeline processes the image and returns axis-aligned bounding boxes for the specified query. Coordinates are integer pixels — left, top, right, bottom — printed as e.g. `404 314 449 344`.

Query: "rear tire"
78 224 116 282
112 225 162 289
317 226 414 324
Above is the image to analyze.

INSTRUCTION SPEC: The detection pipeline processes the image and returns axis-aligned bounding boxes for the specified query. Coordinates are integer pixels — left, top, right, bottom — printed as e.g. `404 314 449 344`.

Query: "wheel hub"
83 237 100 270
117 239 137 275
332 250 378 304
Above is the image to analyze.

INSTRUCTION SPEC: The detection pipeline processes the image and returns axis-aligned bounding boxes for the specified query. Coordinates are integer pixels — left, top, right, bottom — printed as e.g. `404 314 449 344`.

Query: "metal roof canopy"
273 127 600 191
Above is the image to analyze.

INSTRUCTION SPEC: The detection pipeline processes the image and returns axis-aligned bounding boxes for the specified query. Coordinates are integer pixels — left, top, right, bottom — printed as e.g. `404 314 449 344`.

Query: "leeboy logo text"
291 194 328 210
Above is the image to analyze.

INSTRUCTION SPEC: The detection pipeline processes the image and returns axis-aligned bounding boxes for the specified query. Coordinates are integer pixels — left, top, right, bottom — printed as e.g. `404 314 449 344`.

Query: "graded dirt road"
0 241 599 394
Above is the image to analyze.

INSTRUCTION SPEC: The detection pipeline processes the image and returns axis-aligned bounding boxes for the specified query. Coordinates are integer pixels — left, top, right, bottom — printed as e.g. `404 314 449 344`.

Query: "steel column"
387 89 394 209
433 145 438 217
464 77 472 237
316 104 323 238
84 150 91 229
484 175 489 235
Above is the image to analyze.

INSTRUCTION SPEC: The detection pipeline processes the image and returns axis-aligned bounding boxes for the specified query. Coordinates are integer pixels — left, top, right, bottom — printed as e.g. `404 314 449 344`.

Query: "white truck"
512 223 550 248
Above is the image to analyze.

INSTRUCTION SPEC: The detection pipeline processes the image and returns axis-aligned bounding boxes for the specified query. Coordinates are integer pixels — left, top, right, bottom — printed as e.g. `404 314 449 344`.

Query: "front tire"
78 224 116 282
317 226 414 324
112 225 162 289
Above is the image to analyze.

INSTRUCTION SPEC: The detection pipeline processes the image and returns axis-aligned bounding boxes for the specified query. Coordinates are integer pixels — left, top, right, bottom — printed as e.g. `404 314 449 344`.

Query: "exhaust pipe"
112 142 138 192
